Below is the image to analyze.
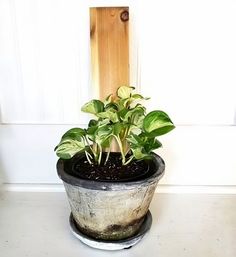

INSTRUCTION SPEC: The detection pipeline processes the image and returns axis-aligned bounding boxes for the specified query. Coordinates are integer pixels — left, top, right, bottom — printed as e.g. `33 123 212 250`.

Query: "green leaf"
95 125 113 145
100 136 112 148
132 94 150 101
143 110 175 136
117 86 135 99
129 95 149 109
104 94 113 105
112 123 123 136
118 108 129 120
105 102 118 111
117 98 130 109
143 138 162 152
87 119 111 139
61 128 85 141
55 138 85 159
126 133 143 147
88 119 98 127
131 148 149 160
86 126 97 139
125 106 145 121
127 132 162 159
98 118 110 126
97 110 119 123
81 100 104 115
117 106 145 130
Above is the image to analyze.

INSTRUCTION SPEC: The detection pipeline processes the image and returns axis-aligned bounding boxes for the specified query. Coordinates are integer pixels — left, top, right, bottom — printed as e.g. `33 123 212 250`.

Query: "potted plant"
55 86 174 250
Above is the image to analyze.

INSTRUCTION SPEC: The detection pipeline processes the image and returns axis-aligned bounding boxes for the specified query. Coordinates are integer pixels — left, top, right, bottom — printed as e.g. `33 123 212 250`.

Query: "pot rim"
57 153 165 190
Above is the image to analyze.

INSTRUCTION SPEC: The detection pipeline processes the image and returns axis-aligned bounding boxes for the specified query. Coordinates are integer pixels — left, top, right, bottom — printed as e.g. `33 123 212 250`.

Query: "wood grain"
90 7 129 100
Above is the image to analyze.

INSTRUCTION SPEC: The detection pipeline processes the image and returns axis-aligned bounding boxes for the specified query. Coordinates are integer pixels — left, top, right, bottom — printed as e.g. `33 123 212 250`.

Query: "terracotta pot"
57 153 164 241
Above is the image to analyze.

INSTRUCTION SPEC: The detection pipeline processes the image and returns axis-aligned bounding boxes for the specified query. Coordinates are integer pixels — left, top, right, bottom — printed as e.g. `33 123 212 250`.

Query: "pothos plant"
55 86 175 166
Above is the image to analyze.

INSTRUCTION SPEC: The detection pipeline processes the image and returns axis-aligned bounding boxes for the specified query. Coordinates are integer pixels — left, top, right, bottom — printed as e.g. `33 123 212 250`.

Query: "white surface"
1 124 236 187
0 192 235 256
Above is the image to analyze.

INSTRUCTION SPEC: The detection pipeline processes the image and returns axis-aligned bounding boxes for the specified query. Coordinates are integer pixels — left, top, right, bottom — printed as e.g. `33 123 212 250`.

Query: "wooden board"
90 7 129 100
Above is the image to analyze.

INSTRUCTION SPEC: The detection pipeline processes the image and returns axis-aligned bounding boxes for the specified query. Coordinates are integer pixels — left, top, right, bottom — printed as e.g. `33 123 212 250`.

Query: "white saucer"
69 210 152 251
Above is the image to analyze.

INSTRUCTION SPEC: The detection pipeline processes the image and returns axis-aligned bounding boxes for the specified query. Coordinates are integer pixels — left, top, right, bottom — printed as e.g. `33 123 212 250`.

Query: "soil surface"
67 153 152 182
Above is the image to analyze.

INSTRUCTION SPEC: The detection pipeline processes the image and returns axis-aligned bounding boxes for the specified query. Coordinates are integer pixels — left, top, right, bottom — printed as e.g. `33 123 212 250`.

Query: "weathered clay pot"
57 153 164 241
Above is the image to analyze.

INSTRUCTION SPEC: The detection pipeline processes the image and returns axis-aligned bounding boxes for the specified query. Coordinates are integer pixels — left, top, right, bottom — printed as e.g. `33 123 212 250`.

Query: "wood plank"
90 7 129 100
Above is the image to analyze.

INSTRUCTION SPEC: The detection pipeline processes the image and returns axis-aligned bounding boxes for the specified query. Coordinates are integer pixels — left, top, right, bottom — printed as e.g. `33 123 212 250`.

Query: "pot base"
69 210 152 251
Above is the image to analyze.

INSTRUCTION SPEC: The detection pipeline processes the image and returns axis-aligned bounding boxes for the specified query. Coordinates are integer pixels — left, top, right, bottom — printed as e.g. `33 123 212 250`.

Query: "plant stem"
98 144 103 165
121 128 128 153
121 126 131 155
104 149 111 165
85 136 94 153
124 148 130 156
114 135 126 164
124 155 135 165
93 143 99 162
85 151 92 164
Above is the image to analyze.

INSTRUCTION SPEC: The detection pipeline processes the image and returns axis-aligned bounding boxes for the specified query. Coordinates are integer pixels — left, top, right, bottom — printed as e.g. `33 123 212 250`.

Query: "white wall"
139 0 236 126
0 0 91 124
0 0 236 189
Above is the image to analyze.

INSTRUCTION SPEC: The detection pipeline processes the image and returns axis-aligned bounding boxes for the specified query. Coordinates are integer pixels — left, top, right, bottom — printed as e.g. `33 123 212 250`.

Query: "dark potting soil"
67 153 153 182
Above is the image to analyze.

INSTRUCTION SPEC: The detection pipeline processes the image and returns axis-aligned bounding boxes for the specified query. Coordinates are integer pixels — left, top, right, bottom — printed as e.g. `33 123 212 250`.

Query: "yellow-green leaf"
55 139 85 159
117 86 135 99
81 100 104 115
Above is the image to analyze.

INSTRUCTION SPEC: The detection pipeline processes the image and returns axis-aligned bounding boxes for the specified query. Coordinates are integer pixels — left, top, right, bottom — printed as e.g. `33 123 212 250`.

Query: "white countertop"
0 191 235 257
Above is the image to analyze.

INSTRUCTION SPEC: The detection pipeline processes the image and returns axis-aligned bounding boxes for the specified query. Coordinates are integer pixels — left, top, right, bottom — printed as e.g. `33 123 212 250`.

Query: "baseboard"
2 183 236 194
156 185 236 194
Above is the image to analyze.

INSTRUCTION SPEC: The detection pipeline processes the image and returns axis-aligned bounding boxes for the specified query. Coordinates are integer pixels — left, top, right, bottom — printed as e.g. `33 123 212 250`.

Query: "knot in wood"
120 10 129 22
